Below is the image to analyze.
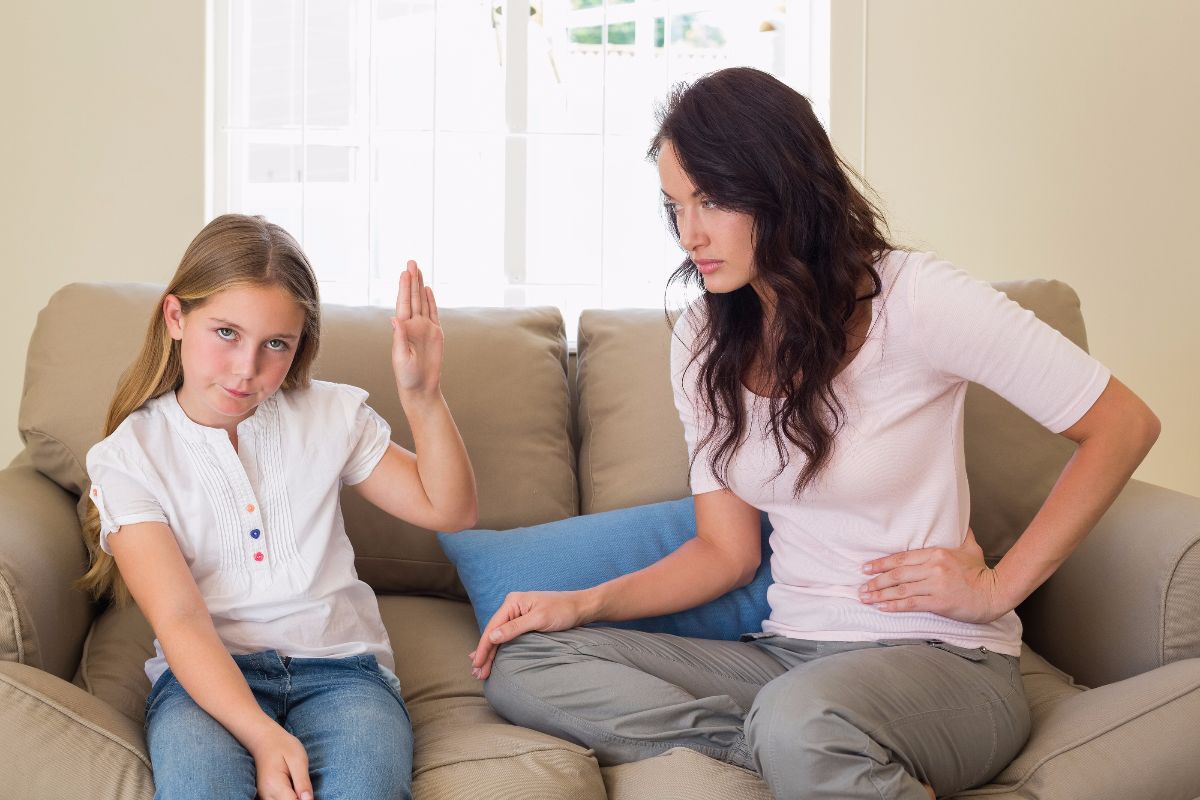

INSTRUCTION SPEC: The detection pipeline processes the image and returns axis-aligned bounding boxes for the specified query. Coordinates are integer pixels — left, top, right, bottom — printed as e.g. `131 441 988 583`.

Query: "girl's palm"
391 260 444 395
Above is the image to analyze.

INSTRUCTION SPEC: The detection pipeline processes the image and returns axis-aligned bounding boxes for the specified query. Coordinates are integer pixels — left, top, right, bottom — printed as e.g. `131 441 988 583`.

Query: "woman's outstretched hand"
858 528 1011 624
391 260 444 398
469 590 595 681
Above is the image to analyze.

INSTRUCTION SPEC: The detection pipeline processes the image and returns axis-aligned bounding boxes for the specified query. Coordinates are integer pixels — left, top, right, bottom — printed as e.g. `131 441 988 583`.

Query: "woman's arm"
109 522 313 800
351 260 477 532
469 488 762 679
860 376 1160 621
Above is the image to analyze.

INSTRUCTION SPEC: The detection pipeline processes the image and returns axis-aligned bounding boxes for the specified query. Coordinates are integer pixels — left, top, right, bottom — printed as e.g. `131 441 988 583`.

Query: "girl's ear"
163 294 186 341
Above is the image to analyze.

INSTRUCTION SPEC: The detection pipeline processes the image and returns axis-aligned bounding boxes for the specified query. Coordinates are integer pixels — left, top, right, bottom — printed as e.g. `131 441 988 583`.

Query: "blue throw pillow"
436 497 772 640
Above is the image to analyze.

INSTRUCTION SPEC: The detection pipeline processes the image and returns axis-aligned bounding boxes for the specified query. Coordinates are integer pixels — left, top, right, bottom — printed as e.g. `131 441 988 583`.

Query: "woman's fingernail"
489 630 501 643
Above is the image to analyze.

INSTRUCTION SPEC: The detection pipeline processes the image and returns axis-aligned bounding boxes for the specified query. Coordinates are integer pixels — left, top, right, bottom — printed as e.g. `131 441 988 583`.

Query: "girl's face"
657 139 759 296
164 284 306 431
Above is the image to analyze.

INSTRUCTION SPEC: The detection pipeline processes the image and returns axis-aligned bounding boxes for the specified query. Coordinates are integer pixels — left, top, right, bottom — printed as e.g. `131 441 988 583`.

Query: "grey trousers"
485 628 1030 800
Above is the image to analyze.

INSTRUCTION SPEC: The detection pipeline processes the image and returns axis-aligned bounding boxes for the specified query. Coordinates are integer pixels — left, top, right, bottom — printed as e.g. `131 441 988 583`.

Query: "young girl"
472 69 1160 799
79 214 477 800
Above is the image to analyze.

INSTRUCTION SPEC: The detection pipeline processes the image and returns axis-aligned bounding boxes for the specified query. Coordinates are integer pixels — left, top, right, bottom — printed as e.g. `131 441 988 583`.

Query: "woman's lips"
694 259 722 275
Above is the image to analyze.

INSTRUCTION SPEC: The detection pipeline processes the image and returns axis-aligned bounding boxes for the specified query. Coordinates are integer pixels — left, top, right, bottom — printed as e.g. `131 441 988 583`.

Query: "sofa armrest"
0 661 153 799
0 458 96 679
1019 479 1200 688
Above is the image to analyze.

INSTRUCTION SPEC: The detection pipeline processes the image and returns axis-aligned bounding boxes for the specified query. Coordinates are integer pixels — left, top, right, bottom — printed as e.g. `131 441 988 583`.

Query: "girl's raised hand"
391 260 444 398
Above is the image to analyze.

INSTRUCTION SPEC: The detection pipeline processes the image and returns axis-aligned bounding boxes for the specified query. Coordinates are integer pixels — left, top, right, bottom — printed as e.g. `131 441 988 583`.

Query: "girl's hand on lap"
247 724 313 800
391 259 444 400
469 590 594 680
858 528 1010 624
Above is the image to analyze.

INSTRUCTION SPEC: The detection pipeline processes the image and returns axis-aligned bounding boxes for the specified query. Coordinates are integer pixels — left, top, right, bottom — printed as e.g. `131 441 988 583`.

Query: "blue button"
250 529 261 539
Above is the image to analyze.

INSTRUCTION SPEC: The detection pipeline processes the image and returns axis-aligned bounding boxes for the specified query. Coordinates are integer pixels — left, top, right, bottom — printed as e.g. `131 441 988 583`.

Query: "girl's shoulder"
274 379 374 426
86 395 175 473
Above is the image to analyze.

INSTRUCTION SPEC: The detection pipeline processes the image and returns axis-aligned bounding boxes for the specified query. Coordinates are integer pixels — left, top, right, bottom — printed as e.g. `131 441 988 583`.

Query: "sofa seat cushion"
75 594 608 799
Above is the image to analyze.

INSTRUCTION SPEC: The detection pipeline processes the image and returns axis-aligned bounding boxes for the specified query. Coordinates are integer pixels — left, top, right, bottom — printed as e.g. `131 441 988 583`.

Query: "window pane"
432 132 505 305
230 0 303 129
524 134 603 286
305 0 357 129
304 144 366 294
435 1 504 133
375 0 435 131
370 133 435 305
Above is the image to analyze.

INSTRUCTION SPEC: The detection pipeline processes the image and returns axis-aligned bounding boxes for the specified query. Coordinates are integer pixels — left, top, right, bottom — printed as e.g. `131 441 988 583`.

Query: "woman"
469 68 1158 799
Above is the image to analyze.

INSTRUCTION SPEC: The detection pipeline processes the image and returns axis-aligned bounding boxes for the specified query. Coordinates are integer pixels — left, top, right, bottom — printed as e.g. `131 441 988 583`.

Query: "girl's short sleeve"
671 307 724 495
340 388 393 485
86 442 168 554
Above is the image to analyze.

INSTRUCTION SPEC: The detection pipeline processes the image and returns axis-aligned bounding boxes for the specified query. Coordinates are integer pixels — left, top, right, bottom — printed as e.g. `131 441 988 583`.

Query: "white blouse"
87 380 394 684
671 251 1111 656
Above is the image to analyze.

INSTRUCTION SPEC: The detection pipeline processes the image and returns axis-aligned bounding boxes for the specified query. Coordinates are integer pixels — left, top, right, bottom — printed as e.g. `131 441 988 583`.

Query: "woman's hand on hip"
858 528 1010 624
469 590 596 680
391 259 445 398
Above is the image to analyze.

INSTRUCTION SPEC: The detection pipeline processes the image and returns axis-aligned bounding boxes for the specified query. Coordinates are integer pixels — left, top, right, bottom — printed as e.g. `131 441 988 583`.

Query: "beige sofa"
2 279 1199 800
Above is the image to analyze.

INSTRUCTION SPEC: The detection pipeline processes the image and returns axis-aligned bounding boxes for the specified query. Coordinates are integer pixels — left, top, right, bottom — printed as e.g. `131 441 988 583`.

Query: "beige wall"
0 2 206 463
3 2 1196 496
831 0 1199 496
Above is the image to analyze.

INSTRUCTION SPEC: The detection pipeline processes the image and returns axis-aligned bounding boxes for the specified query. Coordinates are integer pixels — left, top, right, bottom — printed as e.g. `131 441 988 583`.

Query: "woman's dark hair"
649 67 893 496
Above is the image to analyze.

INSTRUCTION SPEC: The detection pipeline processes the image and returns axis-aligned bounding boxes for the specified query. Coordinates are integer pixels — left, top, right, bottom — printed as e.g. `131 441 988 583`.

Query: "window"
210 0 830 334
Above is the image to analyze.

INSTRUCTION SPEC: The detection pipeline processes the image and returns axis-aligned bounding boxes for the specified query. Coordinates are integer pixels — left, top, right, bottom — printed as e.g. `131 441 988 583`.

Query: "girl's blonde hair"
77 214 321 604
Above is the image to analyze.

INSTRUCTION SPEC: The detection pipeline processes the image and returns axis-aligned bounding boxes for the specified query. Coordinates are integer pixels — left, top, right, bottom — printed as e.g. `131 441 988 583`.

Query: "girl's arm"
109 521 313 800
352 260 477 532
860 376 1160 621
469 488 763 679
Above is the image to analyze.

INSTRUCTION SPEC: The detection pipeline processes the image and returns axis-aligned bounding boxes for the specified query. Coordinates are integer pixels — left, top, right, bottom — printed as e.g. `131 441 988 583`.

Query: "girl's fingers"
426 286 440 325
395 270 411 320
408 260 423 317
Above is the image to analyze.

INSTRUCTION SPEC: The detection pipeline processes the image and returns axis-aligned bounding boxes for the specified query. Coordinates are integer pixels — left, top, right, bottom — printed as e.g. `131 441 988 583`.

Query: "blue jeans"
145 650 413 800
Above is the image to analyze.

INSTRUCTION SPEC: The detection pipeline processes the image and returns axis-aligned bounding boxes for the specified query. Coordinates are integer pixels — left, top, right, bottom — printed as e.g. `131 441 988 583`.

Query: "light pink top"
671 251 1110 656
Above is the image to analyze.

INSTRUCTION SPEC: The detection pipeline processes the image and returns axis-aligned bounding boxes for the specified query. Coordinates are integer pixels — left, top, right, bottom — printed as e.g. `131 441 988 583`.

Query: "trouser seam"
564 637 779 687
487 667 741 766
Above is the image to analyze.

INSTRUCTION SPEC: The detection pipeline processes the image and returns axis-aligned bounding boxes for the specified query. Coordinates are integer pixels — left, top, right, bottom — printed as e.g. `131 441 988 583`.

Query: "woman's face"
657 139 758 296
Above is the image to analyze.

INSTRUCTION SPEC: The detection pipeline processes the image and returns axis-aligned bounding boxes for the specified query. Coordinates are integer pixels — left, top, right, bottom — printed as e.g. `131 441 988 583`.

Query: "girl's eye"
266 339 289 352
216 328 237 341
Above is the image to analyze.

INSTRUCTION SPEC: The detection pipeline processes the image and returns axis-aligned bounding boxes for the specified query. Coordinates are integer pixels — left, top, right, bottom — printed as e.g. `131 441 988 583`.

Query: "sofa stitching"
413 745 597 778
0 569 25 664
1161 538 1200 666
0 670 152 770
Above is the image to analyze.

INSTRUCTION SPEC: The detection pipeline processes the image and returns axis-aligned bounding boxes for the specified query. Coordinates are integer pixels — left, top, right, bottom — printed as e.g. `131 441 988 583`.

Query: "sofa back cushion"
20 282 577 596
575 278 1093 564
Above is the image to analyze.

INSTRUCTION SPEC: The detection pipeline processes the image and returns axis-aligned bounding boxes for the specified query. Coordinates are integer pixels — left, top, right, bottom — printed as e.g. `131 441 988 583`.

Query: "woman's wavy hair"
649 67 893 497
77 214 321 604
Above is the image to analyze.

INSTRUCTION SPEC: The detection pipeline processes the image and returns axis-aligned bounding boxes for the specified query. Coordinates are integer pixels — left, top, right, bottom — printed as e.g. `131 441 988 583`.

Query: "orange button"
253 552 264 562
246 504 256 513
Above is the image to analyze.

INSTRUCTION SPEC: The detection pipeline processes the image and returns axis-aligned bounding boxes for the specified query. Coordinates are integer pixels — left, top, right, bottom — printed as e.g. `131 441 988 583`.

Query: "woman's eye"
701 199 719 210
266 339 289 352
216 328 237 341
662 200 680 214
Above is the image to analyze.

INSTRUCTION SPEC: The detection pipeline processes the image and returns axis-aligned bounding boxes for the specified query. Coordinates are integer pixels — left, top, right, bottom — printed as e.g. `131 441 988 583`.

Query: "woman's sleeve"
671 308 725 494
339 385 393 485
911 257 1111 433
85 442 169 555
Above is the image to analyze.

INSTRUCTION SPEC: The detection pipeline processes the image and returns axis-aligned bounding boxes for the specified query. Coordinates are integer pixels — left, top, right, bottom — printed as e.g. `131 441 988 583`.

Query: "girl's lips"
694 259 722 275
223 387 252 399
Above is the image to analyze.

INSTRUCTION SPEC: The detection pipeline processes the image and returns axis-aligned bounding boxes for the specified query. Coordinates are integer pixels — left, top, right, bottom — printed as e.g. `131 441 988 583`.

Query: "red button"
253 552 264 562
246 504 256 513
